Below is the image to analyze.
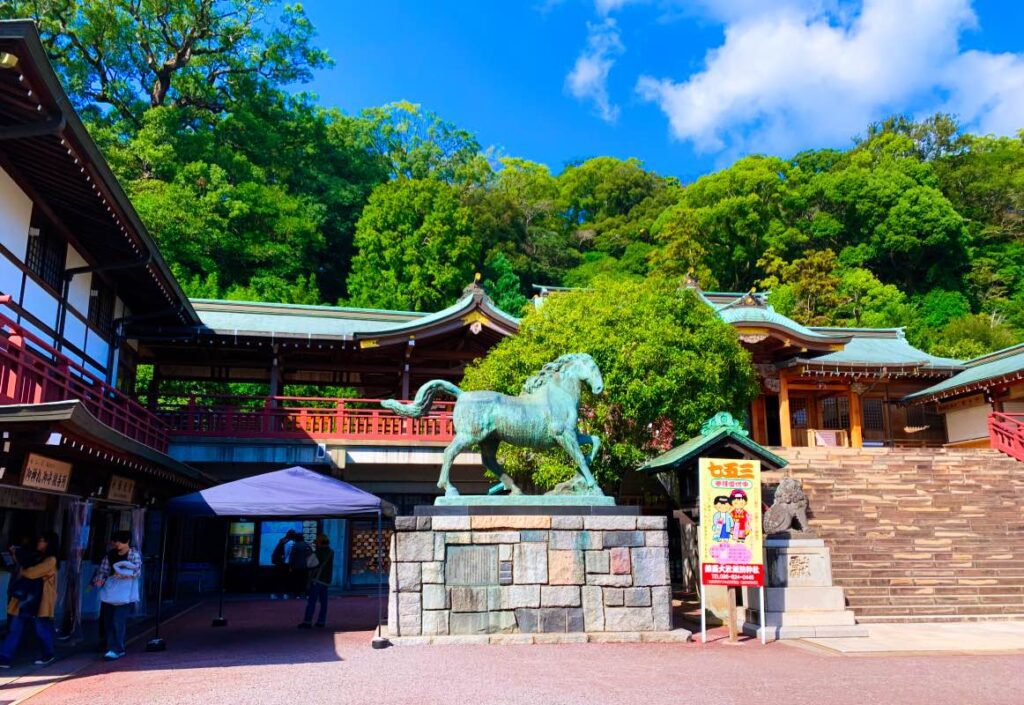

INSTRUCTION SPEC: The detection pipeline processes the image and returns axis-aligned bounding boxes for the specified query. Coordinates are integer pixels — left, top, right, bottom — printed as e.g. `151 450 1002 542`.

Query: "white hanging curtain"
58 499 93 641
131 507 146 617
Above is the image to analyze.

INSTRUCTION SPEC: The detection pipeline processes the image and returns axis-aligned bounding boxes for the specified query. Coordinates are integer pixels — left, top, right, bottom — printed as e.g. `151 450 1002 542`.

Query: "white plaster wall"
20 278 58 336
0 166 31 259
0 257 19 299
65 245 90 314
63 311 87 355
945 404 991 442
84 331 108 371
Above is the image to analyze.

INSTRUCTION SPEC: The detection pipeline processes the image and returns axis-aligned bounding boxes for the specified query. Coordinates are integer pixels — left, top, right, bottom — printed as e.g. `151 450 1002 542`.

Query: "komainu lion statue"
762 477 811 534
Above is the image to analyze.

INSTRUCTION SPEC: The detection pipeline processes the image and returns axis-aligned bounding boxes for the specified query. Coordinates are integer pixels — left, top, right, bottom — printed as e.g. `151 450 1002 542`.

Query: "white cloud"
594 0 640 15
566 18 625 123
944 50 1024 137
636 0 1023 156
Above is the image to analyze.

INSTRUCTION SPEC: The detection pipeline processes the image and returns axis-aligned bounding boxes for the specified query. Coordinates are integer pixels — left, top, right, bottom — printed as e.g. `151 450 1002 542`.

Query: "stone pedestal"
742 538 868 640
388 511 690 644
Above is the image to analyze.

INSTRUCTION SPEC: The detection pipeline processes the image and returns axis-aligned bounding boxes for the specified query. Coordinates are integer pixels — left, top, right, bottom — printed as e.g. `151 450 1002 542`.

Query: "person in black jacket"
297 535 334 629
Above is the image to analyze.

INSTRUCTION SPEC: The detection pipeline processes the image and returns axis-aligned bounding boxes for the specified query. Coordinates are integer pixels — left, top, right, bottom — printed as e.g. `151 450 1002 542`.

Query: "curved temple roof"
905 343 1024 402
796 328 962 371
188 284 521 346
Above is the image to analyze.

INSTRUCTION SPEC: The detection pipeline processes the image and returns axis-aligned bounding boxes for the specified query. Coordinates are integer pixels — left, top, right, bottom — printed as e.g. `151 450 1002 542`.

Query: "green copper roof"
189 291 521 340
799 330 962 369
637 413 788 473
191 299 425 339
905 343 1024 400
715 305 842 342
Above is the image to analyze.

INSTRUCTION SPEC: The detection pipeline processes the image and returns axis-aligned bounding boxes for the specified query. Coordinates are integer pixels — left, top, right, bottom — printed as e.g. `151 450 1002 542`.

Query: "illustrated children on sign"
712 496 734 542
729 489 751 542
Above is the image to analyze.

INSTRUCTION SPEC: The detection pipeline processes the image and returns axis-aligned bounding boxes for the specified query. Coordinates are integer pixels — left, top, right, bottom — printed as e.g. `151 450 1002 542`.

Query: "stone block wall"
388 514 673 637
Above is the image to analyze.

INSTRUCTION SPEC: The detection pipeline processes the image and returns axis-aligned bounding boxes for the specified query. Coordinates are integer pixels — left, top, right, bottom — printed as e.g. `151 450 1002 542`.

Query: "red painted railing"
0 307 169 452
157 395 455 442
989 412 1024 462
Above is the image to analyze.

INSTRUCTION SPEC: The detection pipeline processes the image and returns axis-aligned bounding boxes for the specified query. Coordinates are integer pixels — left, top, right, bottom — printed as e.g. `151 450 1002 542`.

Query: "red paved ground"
21 597 1020 705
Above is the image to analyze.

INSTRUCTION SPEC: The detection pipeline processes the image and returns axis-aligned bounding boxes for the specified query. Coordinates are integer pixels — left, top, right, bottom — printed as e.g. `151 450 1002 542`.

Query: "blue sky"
302 1 1024 182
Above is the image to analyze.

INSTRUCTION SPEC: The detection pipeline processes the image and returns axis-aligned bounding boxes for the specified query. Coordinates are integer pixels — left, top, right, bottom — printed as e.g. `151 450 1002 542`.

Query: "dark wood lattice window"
25 226 65 292
906 403 942 429
790 398 808 429
862 397 885 431
88 279 115 334
821 396 850 430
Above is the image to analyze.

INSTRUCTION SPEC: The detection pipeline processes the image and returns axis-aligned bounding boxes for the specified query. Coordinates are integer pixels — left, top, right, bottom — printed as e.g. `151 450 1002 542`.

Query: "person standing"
92 531 142 661
287 533 313 600
297 535 334 629
0 532 60 668
270 530 298 600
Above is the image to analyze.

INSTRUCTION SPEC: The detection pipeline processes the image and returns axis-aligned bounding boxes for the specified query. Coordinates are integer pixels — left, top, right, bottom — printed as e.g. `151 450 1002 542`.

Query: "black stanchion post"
212 520 229 627
371 509 389 649
146 515 169 652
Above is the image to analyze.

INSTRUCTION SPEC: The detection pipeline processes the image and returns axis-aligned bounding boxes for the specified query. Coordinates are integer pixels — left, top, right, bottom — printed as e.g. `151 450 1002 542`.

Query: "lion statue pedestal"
741 478 868 640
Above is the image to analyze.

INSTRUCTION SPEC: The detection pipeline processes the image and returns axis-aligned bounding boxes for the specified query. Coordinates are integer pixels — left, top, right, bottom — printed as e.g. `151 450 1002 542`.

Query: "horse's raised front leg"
577 432 600 464
438 434 474 497
480 439 522 495
556 431 603 495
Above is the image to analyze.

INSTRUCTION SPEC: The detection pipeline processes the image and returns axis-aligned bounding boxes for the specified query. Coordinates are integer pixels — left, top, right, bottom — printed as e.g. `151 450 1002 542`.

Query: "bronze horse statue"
382 353 604 496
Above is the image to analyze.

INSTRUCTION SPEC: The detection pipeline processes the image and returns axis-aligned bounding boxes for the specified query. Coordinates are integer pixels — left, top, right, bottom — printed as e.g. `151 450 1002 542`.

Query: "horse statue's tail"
381 380 462 418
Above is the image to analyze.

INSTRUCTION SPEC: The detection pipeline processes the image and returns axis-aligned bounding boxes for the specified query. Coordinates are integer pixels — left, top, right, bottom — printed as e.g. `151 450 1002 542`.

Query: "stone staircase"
769 447 1024 623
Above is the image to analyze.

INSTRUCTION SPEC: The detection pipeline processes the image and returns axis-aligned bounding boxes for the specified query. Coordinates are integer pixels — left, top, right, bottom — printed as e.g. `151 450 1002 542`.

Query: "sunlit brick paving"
21 598 1023 705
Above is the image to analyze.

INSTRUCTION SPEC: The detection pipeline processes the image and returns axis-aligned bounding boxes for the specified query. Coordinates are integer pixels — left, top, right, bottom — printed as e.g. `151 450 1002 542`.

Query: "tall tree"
346 178 486 311
462 278 757 490
2 0 329 129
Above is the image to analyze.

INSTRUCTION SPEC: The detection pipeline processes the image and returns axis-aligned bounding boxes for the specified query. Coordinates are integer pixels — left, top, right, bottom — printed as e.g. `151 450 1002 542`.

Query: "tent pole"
212 520 229 627
145 513 169 652
371 509 389 649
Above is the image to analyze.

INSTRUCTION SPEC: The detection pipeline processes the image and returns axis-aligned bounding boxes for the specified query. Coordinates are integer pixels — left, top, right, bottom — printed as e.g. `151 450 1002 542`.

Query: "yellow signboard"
21 454 72 493
699 457 763 587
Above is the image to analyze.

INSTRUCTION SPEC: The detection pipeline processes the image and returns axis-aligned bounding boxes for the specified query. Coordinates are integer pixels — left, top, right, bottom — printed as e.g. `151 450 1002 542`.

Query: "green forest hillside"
7 2 1023 360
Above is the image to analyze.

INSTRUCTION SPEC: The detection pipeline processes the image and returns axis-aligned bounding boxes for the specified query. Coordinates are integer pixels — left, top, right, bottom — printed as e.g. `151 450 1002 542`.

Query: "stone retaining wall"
388 514 672 637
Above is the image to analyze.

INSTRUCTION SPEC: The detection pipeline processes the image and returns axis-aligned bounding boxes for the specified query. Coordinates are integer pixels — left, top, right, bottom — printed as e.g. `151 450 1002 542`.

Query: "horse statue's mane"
522 354 583 394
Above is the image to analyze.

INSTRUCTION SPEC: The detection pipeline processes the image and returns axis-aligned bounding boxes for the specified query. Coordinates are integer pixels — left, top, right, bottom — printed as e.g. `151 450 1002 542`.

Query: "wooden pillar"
779 375 792 447
268 354 281 399
751 395 767 445
401 363 410 400
849 387 863 448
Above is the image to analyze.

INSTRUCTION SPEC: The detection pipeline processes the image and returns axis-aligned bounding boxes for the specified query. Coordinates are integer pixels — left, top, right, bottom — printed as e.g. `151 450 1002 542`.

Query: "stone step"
851 603 1024 617
767 447 1024 620
856 613 1024 624
833 574 1024 586
839 586 1024 598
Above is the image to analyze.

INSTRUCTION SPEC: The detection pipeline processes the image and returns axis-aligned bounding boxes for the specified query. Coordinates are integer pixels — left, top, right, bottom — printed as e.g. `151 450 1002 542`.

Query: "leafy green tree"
461 278 758 490
929 314 1019 360
486 158 578 288
835 268 908 327
358 102 484 183
556 157 679 258
346 179 485 311
2 0 329 129
482 253 529 315
760 250 843 326
651 156 802 290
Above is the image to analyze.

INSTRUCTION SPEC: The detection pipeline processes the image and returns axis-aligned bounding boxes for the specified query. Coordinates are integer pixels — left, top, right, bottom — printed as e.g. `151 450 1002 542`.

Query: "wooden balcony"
157 396 455 443
0 304 169 452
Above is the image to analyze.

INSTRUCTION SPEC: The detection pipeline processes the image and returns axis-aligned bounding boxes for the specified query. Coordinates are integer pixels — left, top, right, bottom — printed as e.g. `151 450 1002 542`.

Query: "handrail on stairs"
989 412 1024 462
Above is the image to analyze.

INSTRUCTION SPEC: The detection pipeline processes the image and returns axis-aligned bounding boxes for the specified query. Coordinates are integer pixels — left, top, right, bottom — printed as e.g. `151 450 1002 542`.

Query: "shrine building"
1 19 1022 609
